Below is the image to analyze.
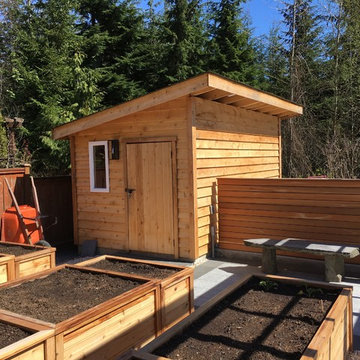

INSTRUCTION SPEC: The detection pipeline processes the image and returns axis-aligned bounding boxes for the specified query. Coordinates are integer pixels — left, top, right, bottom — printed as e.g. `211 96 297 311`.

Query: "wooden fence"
218 178 360 263
0 166 31 215
33 176 73 246
0 167 73 246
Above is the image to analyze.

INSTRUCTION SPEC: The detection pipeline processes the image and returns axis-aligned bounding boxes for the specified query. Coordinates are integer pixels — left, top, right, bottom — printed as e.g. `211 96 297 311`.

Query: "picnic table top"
244 238 360 258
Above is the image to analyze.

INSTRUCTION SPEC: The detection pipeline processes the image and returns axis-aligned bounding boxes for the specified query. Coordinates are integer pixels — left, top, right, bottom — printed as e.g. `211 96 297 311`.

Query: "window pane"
93 145 106 188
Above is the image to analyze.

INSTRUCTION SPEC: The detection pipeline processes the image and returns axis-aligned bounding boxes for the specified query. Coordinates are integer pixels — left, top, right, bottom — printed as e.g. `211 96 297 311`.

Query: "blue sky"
243 0 283 37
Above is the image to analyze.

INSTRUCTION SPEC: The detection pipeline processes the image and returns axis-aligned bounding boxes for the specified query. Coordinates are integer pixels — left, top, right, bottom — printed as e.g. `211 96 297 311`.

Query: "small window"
89 141 109 192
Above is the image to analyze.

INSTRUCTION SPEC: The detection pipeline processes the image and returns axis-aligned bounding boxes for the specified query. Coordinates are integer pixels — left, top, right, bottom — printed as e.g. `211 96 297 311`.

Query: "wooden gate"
126 141 176 256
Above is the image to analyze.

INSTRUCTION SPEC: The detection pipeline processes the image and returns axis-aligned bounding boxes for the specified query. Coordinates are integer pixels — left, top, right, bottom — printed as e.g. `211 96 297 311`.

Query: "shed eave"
52 72 303 140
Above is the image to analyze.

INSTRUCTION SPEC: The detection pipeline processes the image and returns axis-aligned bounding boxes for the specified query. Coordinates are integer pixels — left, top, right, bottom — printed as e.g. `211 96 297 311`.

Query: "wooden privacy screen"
218 178 360 264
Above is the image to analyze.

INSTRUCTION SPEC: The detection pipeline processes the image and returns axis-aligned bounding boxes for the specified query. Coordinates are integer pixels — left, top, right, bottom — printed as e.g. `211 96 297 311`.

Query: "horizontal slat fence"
218 178 360 263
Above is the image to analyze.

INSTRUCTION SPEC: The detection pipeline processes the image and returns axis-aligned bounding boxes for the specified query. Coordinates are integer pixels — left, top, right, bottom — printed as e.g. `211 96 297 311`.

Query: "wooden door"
126 142 175 255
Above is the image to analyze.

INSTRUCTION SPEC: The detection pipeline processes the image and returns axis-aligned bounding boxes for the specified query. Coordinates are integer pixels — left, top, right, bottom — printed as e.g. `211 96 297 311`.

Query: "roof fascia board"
53 73 210 139
208 74 303 116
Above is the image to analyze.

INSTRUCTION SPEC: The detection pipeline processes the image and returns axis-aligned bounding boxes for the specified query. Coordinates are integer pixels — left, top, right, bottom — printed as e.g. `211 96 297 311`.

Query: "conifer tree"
321 0 360 177
207 0 260 86
77 0 148 106
160 0 206 85
263 26 289 98
0 0 102 175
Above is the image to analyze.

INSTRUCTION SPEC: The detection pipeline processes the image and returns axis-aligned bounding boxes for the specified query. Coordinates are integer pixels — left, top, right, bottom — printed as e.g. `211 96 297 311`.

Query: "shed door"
126 142 174 255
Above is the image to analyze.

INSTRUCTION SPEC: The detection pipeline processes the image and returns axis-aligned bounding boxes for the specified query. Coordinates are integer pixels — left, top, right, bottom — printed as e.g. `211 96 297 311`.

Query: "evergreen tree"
207 0 260 86
0 0 102 175
160 0 206 85
321 0 360 177
77 0 148 106
263 26 289 98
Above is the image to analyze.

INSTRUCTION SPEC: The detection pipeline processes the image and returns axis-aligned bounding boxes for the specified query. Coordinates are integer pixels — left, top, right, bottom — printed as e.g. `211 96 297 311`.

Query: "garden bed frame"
0 241 56 279
0 311 55 360
132 274 353 360
0 254 15 284
0 264 161 360
77 255 194 331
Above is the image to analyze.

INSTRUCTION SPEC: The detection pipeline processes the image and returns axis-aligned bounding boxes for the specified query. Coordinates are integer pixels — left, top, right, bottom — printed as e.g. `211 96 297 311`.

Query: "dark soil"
348 352 360 360
0 243 40 256
155 278 339 360
90 259 178 279
0 268 146 323
0 322 32 348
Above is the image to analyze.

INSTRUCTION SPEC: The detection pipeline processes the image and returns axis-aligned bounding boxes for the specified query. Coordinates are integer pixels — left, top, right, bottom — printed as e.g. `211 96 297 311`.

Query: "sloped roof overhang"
53 73 303 140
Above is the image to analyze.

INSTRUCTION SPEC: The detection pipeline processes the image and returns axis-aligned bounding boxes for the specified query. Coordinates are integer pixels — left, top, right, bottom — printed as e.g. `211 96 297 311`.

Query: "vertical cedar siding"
73 97 195 260
193 97 281 257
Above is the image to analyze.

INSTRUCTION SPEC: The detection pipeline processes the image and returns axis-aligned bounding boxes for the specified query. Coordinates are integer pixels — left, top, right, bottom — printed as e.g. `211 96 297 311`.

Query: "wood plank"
70 137 79 245
188 97 198 260
219 194 360 208
218 177 360 188
197 164 279 178
196 148 279 159
196 129 278 144
197 157 279 169
196 139 279 150
219 213 360 230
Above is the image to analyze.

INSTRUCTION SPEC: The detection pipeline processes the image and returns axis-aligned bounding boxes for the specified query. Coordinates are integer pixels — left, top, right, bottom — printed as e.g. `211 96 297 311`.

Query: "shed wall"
193 98 281 256
72 97 195 259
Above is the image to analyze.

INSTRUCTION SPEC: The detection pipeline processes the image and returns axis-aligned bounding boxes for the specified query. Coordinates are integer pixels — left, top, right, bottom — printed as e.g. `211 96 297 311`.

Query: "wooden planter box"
0 242 56 279
0 265 161 360
0 311 55 360
0 254 15 284
135 274 353 360
77 255 194 332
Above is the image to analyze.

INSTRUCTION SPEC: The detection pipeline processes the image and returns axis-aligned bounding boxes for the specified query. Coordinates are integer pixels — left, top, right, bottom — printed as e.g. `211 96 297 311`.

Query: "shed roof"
53 72 303 140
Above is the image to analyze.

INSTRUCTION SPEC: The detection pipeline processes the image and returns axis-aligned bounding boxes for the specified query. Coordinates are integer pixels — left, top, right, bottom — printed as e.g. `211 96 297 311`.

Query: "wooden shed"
53 73 303 261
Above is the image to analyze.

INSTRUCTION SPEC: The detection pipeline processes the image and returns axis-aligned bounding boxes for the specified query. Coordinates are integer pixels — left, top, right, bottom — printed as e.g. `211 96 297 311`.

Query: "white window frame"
89 141 109 192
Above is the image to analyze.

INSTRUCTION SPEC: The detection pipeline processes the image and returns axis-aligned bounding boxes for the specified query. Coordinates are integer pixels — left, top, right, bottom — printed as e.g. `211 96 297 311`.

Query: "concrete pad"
193 260 260 308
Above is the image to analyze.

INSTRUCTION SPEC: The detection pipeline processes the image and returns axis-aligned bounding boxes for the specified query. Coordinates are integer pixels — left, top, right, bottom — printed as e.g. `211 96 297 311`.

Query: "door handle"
125 188 135 198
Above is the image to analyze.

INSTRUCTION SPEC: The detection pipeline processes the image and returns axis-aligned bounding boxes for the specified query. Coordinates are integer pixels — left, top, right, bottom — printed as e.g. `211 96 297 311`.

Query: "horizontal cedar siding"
218 178 360 264
194 98 280 257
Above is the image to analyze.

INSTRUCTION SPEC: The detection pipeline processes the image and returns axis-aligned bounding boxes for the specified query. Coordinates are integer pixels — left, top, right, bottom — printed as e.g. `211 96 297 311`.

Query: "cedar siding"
72 97 196 260
193 98 281 256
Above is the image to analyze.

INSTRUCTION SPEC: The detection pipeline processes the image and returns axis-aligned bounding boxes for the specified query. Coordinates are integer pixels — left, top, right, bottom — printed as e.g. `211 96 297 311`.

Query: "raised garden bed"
0 254 15 284
136 274 352 360
77 255 194 331
0 311 54 360
0 242 56 279
0 264 161 360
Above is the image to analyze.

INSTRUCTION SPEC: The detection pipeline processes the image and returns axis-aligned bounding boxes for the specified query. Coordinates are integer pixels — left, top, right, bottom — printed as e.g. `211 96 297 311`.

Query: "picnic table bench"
244 238 360 282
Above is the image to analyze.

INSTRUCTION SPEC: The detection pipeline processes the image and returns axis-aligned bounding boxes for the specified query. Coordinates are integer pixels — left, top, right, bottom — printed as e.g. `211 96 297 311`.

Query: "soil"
0 243 40 256
0 322 32 348
155 278 339 360
90 259 178 279
0 268 146 323
348 352 360 360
